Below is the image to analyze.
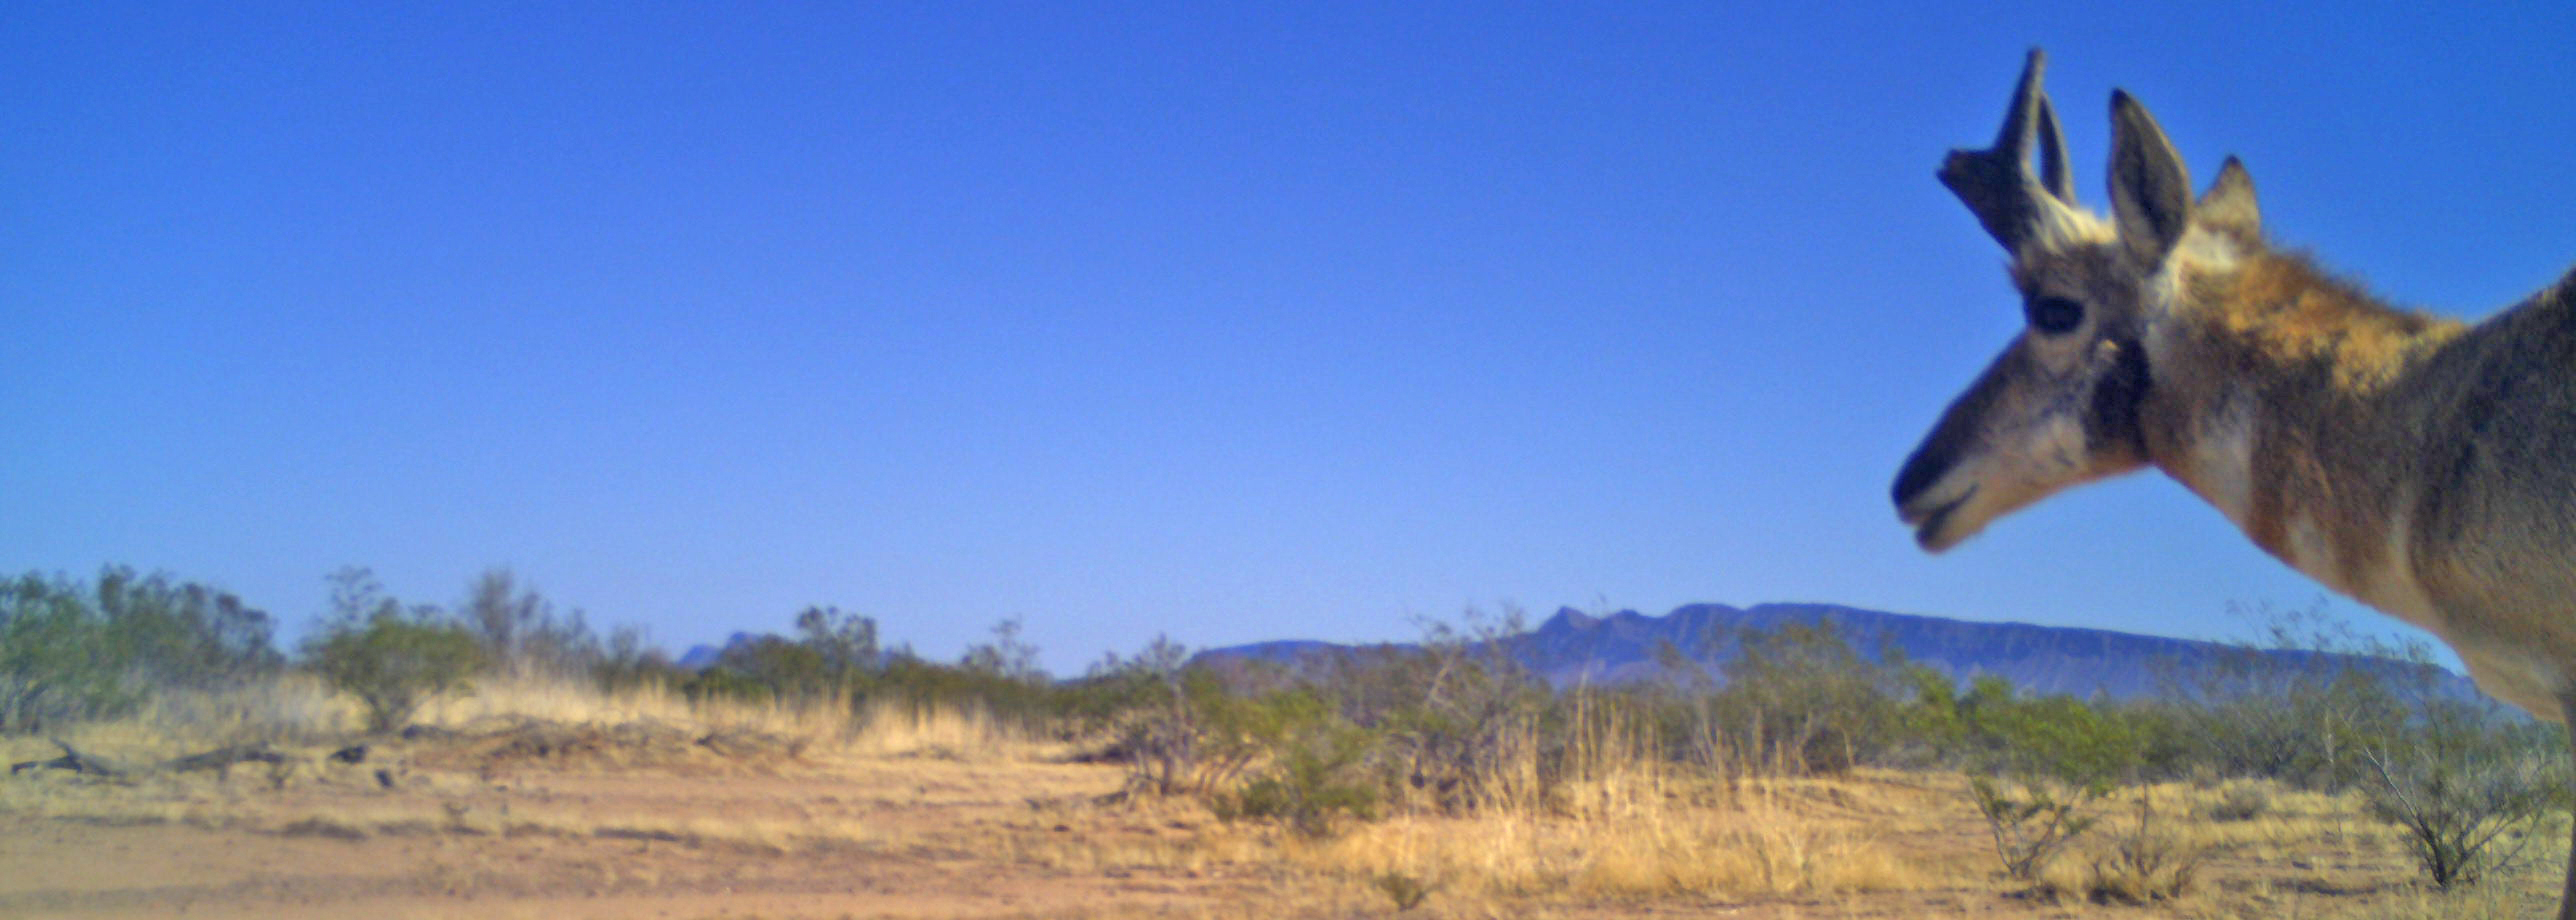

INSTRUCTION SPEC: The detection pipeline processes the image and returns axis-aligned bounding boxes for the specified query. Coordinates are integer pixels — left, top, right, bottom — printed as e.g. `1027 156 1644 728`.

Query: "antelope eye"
2026 296 2084 334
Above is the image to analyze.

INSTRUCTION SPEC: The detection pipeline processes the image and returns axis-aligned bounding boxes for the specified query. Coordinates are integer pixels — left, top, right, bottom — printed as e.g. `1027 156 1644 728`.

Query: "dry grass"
0 670 1064 853
421 672 1070 762
9 669 1060 764
1263 707 1958 907
1299 775 1939 903
8 676 2574 919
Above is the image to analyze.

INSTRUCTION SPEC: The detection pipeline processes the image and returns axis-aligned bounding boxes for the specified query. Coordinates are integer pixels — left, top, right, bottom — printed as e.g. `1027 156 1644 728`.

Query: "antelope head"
1892 50 2247 551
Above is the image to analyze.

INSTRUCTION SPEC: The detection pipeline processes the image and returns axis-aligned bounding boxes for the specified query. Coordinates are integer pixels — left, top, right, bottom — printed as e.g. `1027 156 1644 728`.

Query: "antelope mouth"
1904 486 1978 552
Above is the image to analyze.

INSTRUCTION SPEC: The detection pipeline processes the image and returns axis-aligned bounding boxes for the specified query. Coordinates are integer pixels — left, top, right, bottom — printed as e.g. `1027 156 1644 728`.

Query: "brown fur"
1898 56 2576 717
1902 53 2576 920
2153 250 2465 578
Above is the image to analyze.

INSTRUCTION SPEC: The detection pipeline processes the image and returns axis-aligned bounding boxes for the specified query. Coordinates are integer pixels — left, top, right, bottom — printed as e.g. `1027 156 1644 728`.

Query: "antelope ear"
2196 156 2261 237
2108 90 2192 266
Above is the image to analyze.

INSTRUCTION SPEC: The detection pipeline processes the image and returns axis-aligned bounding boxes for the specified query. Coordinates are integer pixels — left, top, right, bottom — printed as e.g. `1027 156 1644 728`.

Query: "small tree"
793 605 880 678
94 566 281 689
0 567 284 733
960 616 1046 684
460 567 598 678
1709 621 1905 774
1082 634 1228 796
593 624 681 692
1373 610 1550 812
305 568 483 733
0 573 128 732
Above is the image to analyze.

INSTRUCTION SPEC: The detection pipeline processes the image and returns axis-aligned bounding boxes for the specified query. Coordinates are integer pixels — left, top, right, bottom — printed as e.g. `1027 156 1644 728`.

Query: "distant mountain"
676 632 760 670
1197 602 2474 701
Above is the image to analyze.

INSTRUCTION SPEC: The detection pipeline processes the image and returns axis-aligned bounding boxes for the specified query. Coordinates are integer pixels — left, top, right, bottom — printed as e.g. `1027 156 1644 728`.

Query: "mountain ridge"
1197 601 2469 700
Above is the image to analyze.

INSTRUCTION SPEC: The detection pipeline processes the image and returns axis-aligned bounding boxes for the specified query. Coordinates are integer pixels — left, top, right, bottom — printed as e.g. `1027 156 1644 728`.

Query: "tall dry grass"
1305 776 1936 903
1283 697 1945 904
5 667 1060 770
419 671 1065 759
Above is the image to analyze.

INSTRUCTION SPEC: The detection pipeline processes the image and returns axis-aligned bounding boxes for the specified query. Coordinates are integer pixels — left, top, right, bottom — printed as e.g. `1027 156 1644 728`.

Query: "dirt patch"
0 733 1292 920
4 722 2567 920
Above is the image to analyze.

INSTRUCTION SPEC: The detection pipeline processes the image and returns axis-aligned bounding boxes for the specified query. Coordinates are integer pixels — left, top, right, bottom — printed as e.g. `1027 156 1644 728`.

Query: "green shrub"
306 610 484 734
1210 690 1382 836
1365 613 1551 812
1706 621 1906 774
2201 783 2271 822
0 568 282 733
1080 636 1264 796
304 569 483 733
1960 690 2140 881
1369 871 1439 911
678 665 773 703
0 573 130 732
2360 696 2568 890
591 625 685 693
712 634 838 701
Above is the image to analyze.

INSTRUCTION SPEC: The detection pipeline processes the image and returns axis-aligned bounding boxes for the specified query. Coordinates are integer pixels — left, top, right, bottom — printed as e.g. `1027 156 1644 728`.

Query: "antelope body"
1893 51 2576 917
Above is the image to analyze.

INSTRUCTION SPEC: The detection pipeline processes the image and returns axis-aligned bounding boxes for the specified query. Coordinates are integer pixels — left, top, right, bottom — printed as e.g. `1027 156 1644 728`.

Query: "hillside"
1200 602 2472 700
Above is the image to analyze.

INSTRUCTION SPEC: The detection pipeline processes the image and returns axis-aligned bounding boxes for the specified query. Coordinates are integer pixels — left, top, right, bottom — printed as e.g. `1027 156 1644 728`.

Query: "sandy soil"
0 725 2559 920
0 725 1320 920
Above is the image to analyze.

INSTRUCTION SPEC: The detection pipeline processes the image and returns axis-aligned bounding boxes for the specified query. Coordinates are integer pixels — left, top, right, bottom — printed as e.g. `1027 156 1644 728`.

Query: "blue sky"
9 2 2575 674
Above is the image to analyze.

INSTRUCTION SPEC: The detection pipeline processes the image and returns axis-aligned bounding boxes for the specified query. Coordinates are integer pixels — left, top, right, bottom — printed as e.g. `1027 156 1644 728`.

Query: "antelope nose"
1891 445 1952 510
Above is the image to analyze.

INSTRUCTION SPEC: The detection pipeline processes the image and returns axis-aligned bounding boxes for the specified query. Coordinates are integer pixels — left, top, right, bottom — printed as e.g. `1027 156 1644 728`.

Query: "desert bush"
1366 613 1553 811
304 568 484 733
672 606 887 706
857 618 1060 734
2152 602 2432 790
1968 774 2101 882
1075 635 1265 796
1210 689 1382 836
0 573 129 732
590 624 685 693
1368 871 1439 911
792 605 881 676
307 612 483 733
958 616 1046 684
1960 691 2139 881
708 634 839 702
459 567 607 679
2360 695 2568 890
1705 621 1907 775
91 566 283 687
0 567 282 733
869 651 1060 735
2081 791 2208 903
673 608 1068 742
678 664 774 704
2201 782 2271 822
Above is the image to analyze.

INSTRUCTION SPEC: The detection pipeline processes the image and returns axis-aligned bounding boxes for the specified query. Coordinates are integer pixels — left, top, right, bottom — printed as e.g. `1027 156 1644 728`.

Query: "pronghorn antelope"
1893 50 2576 915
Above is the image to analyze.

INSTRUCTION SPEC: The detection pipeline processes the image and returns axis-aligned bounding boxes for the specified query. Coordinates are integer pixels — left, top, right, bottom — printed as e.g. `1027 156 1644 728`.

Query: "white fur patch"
2351 509 2440 628
2172 227 2243 277
2282 514 2335 579
2028 202 2115 254
2180 394 2258 530
2033 411 2089 476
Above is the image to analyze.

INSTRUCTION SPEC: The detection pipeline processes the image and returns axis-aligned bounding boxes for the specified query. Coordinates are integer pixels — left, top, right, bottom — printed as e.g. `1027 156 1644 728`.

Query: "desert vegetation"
2 565 2569 918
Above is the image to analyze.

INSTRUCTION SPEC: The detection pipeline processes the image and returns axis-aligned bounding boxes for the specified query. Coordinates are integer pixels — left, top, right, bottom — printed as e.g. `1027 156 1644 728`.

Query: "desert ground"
0 682 2562 920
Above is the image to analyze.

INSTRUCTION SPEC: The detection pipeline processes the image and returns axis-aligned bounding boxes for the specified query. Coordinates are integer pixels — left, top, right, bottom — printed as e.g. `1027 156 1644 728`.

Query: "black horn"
1940 49 2072 251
